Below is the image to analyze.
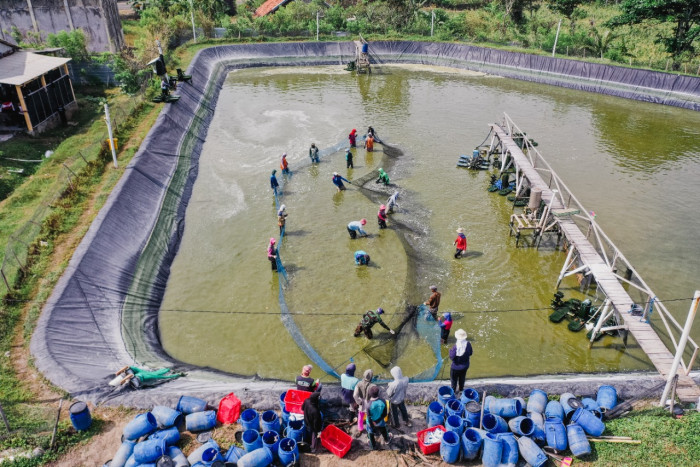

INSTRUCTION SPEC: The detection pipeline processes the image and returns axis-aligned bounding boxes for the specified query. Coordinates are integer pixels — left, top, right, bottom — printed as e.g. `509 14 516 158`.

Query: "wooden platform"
491 124 700 403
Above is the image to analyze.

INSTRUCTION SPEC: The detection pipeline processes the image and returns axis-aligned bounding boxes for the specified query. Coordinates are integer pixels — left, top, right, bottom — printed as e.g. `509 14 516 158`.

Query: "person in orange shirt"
364 134 374 152
280 153 290 174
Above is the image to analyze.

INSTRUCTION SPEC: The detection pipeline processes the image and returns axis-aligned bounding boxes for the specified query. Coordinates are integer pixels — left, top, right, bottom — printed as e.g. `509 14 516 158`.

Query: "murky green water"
159 64 700 383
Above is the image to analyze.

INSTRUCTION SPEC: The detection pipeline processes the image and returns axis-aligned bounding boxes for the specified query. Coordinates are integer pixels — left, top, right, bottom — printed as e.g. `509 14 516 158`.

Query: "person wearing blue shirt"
332 172 351 191
270 169 279 194
367 386 390 450
347 219 368 239
355 250 370 265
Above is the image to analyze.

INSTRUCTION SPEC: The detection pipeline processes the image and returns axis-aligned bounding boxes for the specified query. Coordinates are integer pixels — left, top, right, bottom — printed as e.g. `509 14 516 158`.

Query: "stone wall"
0 0 124 52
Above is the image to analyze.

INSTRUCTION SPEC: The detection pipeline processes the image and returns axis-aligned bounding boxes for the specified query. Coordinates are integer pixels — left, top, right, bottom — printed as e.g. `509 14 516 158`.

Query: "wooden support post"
685 347 699 376
63 64 77 103
15 85 33 133
556 246 575 289
589 300 611 348
479 391 486 429
49 399 63 450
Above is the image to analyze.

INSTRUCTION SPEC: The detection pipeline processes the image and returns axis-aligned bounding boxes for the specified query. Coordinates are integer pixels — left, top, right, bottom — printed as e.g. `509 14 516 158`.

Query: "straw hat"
455 329 467 340
456 227 465 233
430 285 438 291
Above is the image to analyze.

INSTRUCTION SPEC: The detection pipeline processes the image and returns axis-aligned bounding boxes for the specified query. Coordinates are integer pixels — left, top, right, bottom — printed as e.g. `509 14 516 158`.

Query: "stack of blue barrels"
105 393 306 467
425 384 618 466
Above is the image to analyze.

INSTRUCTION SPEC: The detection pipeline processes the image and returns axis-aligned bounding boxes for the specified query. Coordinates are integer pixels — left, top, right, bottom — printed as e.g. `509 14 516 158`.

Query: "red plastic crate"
416 425 445 455
284 389 312 414
320 424 352 458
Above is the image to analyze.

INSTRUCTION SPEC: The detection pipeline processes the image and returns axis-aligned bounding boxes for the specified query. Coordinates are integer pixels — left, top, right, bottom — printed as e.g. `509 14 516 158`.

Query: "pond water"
158 64 700 383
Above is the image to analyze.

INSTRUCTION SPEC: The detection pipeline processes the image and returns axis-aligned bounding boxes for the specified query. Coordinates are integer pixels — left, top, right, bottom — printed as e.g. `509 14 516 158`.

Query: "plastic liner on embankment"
30 42 700 408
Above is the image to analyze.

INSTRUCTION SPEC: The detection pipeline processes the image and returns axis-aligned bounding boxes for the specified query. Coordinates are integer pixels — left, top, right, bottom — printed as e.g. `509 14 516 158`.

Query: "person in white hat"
277 204 288 235
449 329 473 393
454 227 467 258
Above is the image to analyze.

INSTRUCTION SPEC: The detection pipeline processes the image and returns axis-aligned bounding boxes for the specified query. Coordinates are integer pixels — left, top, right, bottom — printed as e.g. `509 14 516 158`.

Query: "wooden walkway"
491 124 700 403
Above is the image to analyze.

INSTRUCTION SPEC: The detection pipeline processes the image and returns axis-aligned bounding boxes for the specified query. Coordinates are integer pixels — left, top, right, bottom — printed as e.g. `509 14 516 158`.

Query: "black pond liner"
30 42 700 406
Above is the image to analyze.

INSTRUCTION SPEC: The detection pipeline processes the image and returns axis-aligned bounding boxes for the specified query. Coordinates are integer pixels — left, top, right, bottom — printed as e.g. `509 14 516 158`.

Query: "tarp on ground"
30 42 700 408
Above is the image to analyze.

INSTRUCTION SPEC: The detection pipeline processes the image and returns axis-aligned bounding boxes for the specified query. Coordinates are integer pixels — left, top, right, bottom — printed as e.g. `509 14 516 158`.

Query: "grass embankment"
0 91 161 465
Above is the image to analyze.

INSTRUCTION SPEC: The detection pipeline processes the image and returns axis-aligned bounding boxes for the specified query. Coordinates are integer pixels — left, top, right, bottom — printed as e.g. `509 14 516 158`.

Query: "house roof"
254 0 295 18
0 51 71 86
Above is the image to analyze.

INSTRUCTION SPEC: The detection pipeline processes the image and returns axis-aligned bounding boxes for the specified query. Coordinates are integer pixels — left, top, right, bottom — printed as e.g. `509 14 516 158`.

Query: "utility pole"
431 10 435 37
104 104 118 168
316 11 320 41
552 19 562 57
190 0 197 42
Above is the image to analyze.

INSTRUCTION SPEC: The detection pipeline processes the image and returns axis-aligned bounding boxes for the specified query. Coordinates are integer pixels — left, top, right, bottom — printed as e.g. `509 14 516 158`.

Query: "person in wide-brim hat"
454 227 467 259
449 328 472 394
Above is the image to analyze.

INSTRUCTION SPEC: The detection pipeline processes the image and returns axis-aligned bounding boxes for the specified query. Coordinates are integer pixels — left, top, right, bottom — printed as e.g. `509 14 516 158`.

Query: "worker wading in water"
267 238 278 271
354 308 395 339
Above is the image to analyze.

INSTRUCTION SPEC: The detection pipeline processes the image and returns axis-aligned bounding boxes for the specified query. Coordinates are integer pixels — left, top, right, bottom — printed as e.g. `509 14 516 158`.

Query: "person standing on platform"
449 329 473 394
353 368 376 432
366 386 390 449
454 227 467 258
296 364 321 392
267 238 278 271
347 219 368 239
354 308 395 339
309 143 320 163
346 148 354 168
332 172 351 191
277 204 288 235
377 204 388 229
270 170 279 195
387 366 412 428
341 363 360 419
280 153 290 174
349 128 357 147
424 285 441 319
302 392 323 453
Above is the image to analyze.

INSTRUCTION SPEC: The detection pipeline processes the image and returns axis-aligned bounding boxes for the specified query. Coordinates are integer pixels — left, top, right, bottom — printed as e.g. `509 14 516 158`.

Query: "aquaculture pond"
158 64 700 382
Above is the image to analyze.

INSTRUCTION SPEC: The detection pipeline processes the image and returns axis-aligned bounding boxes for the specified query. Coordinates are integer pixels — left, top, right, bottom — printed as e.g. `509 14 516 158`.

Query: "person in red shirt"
439 312 453 344
349 129 357 147
280 153 289 174
454 227 467 258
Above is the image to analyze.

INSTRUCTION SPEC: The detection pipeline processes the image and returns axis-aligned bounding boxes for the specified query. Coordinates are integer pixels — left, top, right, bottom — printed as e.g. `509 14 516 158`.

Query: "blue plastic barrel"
200 446 225 464
280 408 291 431
361 43 368 54
133 438 166 464
485 398 522 418
507 416 534 436
69 402 92 431
482 413 508 434
284 418 305 442
151 406 183 428
279 391 287 412
440 430 460 464
176 395 207 414
438 386 455 407
240 408 261 432
545 417 568 451
262 430 281 461
237 447 274 467
427 401 445 427
472 149 480 158
596 385 618 410
582 397 600 412
567 423 591 457
571 407 605 436
545 400 564 420
278 438 299 466
483 395 495 413
187 440 219 465
261 410 281 434
498 432 518 467
527 389 548 414
461 418 472 430
186 410 217 432
242 429 263 453
123 454 137 467
225 445 245 464
445 415 464 437
513 397 527 416
446 399 464 418
517 435 548 467
481 432 502 467
591 409 604 420
460 388 480 405
464 401 481 427
461 428 482 460
123 412 157 440
110 439 136 467
148 426 180 446
560 393 578 415
166 446 188 467
528 412 546 442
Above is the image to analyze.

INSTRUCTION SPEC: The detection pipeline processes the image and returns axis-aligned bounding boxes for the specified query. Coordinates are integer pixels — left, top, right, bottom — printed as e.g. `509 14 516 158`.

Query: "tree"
609 0 700 68
547 0 582 33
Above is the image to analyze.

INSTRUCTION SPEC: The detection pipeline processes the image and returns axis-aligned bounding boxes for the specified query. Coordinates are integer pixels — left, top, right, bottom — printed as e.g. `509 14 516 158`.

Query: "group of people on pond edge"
299 336 472 452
